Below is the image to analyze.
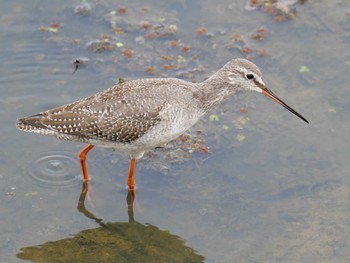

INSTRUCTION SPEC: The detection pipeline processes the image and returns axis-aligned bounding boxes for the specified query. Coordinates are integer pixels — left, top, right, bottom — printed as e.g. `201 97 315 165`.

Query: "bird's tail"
16 114 56 135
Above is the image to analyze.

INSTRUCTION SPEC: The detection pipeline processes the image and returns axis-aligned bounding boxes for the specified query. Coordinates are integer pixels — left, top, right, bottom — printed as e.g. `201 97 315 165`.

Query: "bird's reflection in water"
17 184 205 262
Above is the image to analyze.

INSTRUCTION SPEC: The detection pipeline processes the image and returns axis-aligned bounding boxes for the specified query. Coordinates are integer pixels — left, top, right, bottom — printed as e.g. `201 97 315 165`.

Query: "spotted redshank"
17 58 308 190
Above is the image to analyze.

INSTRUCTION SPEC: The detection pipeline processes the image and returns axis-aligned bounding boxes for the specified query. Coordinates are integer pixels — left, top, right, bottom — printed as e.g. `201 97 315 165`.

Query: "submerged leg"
78 144 94 182
127 158 136 190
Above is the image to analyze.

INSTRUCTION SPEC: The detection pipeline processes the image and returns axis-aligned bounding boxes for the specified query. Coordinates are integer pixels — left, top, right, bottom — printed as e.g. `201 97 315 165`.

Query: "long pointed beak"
260 87 309 124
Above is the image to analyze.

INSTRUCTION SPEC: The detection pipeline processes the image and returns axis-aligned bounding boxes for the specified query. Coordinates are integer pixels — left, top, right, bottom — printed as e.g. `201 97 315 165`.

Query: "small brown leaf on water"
163 64 176 71
239 107 248 113
195 27 207 35
251 27 266 40
123 48 133 58
169 40 179 47
50 23 60 29
259 49 267 57
232 33 244 43
198 146 209 154
117 7 127 14
241 46 251 54
144 32 159 39
181 46 190 53
145 66 156 74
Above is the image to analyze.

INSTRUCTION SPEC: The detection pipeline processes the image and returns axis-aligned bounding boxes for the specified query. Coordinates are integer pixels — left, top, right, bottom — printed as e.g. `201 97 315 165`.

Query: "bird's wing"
26 79 187 142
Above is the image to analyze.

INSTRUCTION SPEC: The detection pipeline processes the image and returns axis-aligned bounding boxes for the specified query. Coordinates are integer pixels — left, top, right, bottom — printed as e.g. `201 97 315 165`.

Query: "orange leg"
127 158 136 190
78 144 94 183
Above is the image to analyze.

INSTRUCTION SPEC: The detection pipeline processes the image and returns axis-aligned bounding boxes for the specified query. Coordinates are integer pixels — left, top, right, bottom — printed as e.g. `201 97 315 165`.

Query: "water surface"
1 1 350 262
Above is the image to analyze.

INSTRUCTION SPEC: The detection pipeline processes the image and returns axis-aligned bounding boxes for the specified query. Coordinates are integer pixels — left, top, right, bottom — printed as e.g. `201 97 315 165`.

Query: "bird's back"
17 78 203 149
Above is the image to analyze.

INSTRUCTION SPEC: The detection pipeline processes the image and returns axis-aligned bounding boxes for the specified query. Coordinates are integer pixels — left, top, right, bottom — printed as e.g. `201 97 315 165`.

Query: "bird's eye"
246 73 254 80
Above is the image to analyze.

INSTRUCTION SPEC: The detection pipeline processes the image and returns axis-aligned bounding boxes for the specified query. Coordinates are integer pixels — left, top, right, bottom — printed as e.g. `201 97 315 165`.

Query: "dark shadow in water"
16 183 205 262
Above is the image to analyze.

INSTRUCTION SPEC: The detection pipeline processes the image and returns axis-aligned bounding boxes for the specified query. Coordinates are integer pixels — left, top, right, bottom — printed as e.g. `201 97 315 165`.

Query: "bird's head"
222 59 309 123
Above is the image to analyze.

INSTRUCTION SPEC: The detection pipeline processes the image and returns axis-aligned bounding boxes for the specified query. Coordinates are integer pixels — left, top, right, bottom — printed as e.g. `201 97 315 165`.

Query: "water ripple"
28 152 82 188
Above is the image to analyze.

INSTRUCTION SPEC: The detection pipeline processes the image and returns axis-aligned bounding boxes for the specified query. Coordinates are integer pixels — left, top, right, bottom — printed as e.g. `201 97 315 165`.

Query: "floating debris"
328 106 336 113
173 133 209 155
39 23 61 33
107 8 178 39
123 48 133 58
239 107 248 113
145 66 156 74
71 38 80 46
299 65 310 73
237 116 249 126
228 31 268 59
195 27 208 36
245 0 259 11
209 114 220 122
222 124 230 130
117 7 127 14
169 40 179 47
241 46 252 54
251 27 266 41
236 134 246 142
258 49 268 57
87 34 119 52
181 46 190 53
232 33 244 43
74 2 92 16
163 64 177 71
177 55 186 64
72 58 85 74
161 55 176 60
245 0 301 21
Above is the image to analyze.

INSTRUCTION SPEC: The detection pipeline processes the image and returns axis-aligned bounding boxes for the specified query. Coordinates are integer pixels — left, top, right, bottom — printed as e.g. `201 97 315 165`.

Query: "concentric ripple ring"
27 152 81 187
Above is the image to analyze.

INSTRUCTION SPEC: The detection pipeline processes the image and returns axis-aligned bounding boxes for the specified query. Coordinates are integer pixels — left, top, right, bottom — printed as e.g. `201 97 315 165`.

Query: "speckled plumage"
17 78 200 157
17 58 308 189
17 59 266 157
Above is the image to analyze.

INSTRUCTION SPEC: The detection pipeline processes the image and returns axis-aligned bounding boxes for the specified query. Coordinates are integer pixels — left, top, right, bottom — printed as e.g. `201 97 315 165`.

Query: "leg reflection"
126 189 135 223
77 182 136 225
77 182 103 225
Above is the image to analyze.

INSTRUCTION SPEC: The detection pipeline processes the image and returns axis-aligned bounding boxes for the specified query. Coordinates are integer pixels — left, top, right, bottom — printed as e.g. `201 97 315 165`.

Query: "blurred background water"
1 0 350 262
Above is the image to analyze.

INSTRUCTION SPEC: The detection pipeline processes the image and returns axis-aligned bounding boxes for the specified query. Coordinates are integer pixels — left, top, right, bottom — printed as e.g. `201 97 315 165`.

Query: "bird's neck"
195 71 236 112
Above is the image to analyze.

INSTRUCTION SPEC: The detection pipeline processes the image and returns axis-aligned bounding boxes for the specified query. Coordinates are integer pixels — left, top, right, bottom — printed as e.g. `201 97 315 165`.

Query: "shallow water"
1 0 350 262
